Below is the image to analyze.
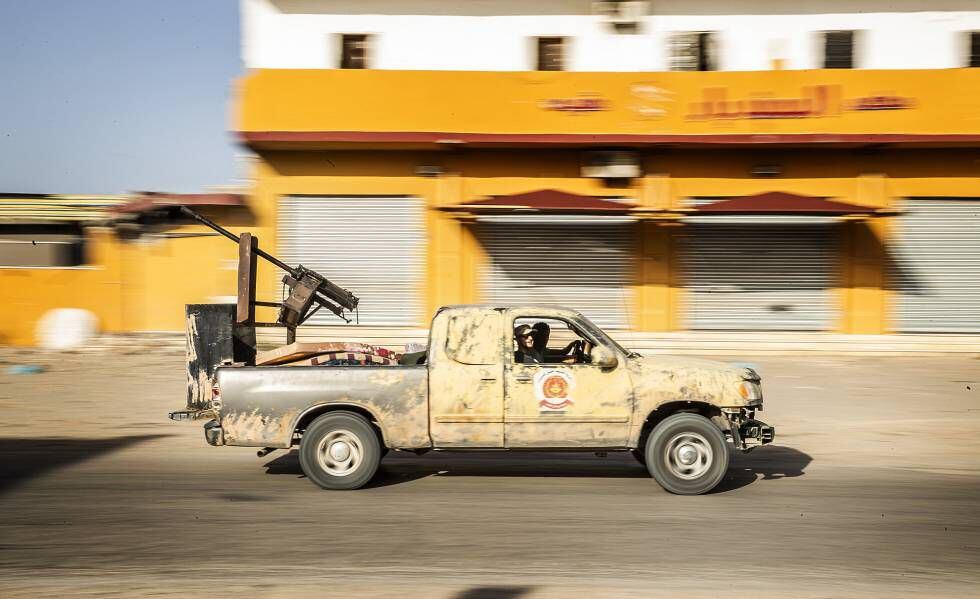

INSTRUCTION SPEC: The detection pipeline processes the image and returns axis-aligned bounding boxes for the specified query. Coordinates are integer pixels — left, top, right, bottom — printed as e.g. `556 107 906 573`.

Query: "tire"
299 411 381 490
630 448 647 466
645 413 729 495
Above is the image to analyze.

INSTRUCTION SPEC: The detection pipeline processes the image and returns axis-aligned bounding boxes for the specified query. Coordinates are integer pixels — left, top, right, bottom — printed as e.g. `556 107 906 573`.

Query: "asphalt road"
1 350 978 598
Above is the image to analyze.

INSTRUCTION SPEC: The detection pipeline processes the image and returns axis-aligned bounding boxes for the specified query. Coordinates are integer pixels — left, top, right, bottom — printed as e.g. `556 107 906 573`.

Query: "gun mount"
179 206 359 344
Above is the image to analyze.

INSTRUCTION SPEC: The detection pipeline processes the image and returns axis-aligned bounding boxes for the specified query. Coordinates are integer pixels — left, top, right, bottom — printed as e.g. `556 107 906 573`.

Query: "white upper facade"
242 0 980 71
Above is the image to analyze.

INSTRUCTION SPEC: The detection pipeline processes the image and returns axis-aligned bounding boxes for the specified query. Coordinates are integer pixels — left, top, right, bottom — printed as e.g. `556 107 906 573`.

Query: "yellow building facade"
3 68 979 345
237 68 980 336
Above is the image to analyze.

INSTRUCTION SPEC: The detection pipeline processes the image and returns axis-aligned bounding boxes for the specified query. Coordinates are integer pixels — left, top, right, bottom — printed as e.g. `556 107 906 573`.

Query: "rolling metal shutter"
276 196 425 326
476 219 635 329
681 223 838 331
892 198 980 333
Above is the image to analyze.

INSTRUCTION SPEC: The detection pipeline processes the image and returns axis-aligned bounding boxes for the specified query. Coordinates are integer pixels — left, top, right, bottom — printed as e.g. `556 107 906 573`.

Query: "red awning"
449 189 634 213
112 192 245 214
694 191 878 215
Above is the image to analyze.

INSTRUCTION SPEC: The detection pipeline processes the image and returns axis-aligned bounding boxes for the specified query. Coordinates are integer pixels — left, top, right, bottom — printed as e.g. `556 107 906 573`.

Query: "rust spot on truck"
222 407 301 446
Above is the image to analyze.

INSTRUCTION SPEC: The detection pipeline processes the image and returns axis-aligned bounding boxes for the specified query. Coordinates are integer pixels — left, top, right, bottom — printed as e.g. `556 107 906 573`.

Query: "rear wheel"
645 413 729 495
299 411 381 490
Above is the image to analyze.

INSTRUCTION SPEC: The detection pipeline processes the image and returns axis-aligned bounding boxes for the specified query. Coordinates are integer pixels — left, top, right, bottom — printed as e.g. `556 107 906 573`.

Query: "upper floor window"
339 34 371 69
968 31 980 67
535 37 566 71
669 32 716 71
823 30 855 69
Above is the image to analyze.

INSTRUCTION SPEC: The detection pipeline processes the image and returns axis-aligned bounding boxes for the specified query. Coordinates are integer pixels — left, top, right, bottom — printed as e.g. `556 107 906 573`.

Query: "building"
0 193 250 345
235 0 980 338
3 1 979 348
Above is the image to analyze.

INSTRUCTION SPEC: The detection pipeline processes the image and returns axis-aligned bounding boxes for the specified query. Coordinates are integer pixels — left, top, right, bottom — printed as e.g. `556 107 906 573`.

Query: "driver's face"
519 332 535 349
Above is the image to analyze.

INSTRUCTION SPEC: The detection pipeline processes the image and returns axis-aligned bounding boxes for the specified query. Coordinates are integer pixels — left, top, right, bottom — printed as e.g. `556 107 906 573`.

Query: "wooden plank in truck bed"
256 341 388 366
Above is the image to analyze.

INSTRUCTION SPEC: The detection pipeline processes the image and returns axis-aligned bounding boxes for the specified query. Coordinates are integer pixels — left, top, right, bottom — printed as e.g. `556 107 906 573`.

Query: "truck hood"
627 354 757 408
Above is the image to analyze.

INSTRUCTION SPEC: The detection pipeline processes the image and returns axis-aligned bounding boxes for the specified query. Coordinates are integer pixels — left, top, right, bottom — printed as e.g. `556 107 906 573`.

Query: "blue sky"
0 1 243 194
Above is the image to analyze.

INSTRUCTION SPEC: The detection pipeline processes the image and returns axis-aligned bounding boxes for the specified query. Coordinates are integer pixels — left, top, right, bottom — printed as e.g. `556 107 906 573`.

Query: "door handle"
514 375 532 383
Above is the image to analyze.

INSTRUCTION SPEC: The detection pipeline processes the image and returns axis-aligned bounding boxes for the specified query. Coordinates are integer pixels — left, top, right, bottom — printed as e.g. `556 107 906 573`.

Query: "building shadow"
264 444 811 492
0 435 171 496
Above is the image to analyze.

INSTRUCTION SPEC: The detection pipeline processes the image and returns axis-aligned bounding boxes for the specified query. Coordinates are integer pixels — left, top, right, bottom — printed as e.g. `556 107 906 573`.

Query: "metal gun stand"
178 206 360 345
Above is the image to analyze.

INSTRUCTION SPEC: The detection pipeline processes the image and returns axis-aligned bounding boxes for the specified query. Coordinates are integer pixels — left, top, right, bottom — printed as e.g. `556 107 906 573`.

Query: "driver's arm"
560 340 585 364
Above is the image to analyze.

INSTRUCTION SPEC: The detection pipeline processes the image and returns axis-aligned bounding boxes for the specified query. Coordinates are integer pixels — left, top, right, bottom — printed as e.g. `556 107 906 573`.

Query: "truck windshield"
573 314 637 358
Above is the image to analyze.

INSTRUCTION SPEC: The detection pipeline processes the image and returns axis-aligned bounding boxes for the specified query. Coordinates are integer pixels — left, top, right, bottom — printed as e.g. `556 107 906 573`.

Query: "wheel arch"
634 400 723 449
292 403 388 447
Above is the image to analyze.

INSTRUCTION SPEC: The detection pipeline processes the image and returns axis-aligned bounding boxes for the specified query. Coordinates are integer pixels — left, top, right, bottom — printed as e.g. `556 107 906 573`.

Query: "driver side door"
503 313 633 448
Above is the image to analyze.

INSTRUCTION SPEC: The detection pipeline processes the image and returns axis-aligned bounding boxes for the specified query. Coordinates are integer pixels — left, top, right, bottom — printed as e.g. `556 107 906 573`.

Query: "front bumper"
738 418 775 446
724 408 775 451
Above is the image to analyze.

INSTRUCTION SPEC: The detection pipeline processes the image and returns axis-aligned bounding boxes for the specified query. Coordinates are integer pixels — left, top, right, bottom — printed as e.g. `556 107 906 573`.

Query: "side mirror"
591 346 618 369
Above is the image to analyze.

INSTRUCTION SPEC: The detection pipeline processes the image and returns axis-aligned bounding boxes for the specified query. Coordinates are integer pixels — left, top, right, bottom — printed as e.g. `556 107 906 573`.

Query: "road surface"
1 350 978 597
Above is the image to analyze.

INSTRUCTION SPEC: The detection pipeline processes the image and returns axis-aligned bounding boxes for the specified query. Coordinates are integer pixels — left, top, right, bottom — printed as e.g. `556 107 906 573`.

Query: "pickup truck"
191 305 774 495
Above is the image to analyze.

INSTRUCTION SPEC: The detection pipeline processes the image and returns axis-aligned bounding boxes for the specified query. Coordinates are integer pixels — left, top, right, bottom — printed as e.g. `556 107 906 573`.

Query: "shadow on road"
713 445 812 493
0 435 171 496
265 444 812 492
452 586 534 599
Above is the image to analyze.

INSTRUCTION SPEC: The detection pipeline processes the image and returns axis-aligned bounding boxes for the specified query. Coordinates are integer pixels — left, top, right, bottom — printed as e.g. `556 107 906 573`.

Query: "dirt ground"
0 348 978 598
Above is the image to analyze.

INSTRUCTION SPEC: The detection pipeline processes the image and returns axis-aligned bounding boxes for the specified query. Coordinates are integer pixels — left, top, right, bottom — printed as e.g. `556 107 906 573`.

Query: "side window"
535 37 566 71
0 227 85 267
968 31 980 68
339 34 371 69
511 317 595 365
669 32 717 71
823 30 856 69
445 311 502 365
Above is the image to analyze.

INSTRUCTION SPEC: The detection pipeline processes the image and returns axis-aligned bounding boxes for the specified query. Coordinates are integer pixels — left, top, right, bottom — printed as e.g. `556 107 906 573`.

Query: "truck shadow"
264 444 811 492
712 445 812 493
0 435 172 496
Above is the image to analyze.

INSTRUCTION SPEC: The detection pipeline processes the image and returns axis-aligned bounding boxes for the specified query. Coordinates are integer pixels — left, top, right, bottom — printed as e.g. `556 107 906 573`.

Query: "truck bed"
215 364 429 449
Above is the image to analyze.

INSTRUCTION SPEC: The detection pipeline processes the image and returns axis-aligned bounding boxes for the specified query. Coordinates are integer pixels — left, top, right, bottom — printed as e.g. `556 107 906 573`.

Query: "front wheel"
646 413 730 495
299 411 381 490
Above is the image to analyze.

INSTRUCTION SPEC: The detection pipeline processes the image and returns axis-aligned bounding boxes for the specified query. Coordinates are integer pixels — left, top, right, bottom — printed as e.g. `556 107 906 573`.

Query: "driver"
514 324 544 364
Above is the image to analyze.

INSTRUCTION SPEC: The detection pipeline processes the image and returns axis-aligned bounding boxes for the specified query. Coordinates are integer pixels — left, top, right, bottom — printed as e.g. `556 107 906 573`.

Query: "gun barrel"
179 206 296 277
179 205 360 314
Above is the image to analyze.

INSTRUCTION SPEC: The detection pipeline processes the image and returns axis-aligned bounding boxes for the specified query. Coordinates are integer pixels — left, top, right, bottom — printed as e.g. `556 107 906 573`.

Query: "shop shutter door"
892 198 980 333
276 196 425 326
476 221 634 329
681 224 837 331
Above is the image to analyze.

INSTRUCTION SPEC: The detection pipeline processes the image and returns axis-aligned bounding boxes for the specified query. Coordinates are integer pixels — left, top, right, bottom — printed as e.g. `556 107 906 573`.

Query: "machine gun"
178 206 359 343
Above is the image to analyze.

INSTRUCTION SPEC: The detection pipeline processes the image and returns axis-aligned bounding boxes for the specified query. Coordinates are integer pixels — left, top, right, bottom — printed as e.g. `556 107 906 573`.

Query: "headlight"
737 381 762 402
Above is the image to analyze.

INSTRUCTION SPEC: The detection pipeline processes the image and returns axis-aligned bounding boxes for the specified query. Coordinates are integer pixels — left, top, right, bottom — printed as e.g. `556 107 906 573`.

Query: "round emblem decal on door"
534 369 575 412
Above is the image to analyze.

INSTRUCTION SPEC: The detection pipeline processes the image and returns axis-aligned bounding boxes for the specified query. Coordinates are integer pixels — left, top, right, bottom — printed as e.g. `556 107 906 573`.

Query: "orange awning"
443 189 635 214
694 191 880 216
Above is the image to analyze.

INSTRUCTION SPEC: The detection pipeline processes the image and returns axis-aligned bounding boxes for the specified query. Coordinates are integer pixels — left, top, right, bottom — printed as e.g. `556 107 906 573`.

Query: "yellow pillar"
87 228 125 334
634 175 683 331
426 174 482 319
838 174 891 334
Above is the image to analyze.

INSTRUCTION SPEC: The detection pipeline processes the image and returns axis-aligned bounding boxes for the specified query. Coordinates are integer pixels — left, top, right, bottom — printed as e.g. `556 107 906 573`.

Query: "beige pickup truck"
194 305 773 495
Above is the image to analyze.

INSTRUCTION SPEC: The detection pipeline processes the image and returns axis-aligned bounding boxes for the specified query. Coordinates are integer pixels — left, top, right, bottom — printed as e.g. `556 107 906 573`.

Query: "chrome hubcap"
664 432 713 480
329 441 352 462
316 429 363 477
